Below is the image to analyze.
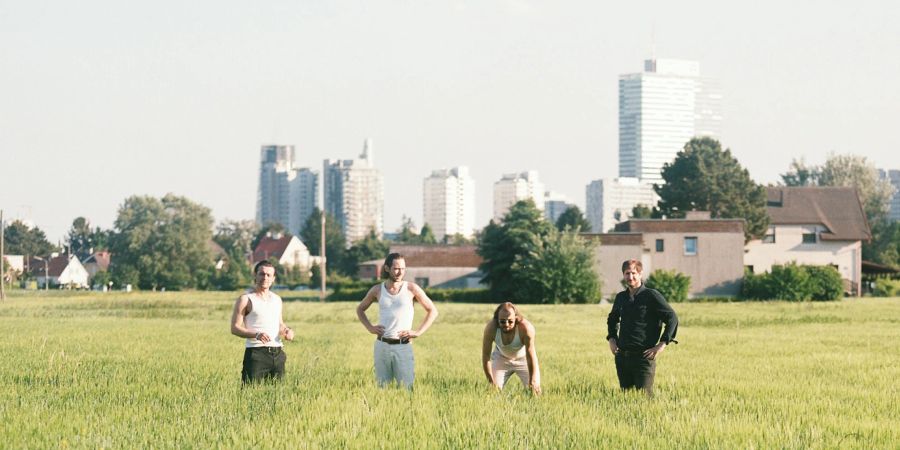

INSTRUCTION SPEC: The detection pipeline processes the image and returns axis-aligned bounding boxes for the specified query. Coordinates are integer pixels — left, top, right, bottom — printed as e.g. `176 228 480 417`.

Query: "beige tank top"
494 327 526 359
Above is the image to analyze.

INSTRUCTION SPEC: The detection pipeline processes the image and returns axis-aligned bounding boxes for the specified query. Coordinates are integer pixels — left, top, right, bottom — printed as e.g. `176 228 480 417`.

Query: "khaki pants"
491 351 535 389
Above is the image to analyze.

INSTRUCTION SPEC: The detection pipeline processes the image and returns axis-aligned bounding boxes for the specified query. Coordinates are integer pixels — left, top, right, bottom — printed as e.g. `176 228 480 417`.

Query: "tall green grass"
1 292 897 448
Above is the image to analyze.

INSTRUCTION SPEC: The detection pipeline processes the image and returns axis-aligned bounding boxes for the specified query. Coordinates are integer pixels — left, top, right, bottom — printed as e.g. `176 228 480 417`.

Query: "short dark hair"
492 302 524 324
381 253 405 279
254 260 276 275
621 259 643 273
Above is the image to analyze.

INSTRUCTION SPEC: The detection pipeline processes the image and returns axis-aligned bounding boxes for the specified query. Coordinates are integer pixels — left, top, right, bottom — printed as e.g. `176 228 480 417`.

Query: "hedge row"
742 263 843 301
873 279 900 297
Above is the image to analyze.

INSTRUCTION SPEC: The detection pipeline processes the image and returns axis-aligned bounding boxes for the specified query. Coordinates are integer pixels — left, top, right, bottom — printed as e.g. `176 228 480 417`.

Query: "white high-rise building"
323 139 384 244
619 59 722 183
585 178 659 233
256 145 319 237
493 171 545 221
423 166 476 241
543 191 574 224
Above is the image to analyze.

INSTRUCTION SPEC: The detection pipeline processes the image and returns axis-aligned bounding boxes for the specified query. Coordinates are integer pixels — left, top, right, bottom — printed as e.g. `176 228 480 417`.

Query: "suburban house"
252 234 321 270
584 213 746 299
744 186 871 296
82 250 111 278
358 244 485 289
29 253 90 289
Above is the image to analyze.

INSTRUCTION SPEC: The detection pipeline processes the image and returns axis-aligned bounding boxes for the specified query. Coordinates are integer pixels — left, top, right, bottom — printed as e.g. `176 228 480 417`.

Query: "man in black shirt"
606 259 679 396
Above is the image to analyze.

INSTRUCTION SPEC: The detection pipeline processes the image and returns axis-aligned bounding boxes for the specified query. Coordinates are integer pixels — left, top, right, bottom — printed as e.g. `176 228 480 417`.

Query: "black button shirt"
606 284 679 351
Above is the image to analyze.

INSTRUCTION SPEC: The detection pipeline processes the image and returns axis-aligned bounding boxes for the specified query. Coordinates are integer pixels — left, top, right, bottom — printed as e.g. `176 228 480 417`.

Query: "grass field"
1 291 898 449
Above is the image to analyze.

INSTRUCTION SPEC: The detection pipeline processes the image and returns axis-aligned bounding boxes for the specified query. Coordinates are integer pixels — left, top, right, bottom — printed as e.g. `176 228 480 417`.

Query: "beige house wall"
593 243 646 300
642 231 745 297
744 224 862 294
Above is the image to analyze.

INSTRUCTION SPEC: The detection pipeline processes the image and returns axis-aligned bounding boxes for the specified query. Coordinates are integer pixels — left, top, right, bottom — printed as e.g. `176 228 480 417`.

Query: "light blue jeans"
373 340 415 389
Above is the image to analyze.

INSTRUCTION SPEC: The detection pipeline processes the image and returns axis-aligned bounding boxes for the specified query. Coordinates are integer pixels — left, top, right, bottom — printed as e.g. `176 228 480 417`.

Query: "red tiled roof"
29 254 72 277
252 235 293 263
388 244 482 268
766 187 871 241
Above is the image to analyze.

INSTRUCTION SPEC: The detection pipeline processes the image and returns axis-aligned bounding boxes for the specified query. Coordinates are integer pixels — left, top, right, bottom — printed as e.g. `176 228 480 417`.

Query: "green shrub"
805 265 844 301
873 279 900 297
741 271 771 300
741 263 843 301
645 269 691 302
424 288 492 303
768 264 811 301
326 286 370 301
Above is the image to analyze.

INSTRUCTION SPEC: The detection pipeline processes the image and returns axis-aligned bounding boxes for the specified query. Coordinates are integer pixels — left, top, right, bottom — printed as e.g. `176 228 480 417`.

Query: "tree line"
4 137 898 294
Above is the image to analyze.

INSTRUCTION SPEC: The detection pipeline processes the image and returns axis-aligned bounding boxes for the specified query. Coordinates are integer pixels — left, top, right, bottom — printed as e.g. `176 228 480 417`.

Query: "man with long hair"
481 302 541 395
356 253 438 389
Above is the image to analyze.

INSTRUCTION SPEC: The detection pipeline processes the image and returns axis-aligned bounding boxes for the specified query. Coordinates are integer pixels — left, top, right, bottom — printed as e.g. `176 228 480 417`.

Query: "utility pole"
320 211 326 302
1 209 6 301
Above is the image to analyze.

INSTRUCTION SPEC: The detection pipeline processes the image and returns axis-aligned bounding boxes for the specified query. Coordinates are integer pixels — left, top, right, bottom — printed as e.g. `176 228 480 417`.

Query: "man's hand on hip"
643 342 666 360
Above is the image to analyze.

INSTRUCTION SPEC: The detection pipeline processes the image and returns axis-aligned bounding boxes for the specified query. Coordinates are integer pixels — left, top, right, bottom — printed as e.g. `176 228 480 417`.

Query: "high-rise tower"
256 145 318 236
493 171 545 221
423 166 476 241
323 139 384 244
618 59 722 183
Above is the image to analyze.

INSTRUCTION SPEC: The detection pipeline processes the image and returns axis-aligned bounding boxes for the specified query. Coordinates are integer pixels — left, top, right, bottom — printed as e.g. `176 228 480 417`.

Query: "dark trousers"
242 347 286 384
614 351 656 395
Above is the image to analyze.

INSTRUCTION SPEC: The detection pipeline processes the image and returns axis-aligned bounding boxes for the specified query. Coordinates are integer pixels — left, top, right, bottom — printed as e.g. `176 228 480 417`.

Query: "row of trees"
4 136 896 295
2 198 472 291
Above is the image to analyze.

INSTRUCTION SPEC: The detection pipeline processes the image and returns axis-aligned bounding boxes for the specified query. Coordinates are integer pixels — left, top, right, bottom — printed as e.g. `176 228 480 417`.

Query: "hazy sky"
2 1 898 243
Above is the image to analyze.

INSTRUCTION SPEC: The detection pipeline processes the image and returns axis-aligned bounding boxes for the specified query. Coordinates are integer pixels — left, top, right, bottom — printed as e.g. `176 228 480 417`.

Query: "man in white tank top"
356 253 439 389
230 260 295 384
481 302 541 395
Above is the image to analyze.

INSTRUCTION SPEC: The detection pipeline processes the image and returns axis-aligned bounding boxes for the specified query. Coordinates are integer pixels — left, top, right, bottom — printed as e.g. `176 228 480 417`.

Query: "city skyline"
2 1 898 242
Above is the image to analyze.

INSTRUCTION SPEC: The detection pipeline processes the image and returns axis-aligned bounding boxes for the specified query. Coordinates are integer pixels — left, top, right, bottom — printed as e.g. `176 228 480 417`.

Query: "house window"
745 265 754 274
762 231 775 244
802 233 817 244
655 239 664 252
415 277 430 288
684 237 698 256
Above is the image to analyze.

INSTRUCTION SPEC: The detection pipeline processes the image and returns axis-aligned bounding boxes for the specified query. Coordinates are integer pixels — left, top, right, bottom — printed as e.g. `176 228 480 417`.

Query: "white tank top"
378 282 414 339
494 327 526 359
244 290 283 348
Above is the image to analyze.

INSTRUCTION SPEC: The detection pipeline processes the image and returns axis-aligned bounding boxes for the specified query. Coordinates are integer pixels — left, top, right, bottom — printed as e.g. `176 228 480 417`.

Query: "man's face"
623 266 642 290
255 266 276 289
388 258 406 282
497 309 516 332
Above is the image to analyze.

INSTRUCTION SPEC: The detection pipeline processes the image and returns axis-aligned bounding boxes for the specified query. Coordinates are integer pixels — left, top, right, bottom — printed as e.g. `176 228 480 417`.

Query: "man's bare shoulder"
519 319 536 336
365 284 382 297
